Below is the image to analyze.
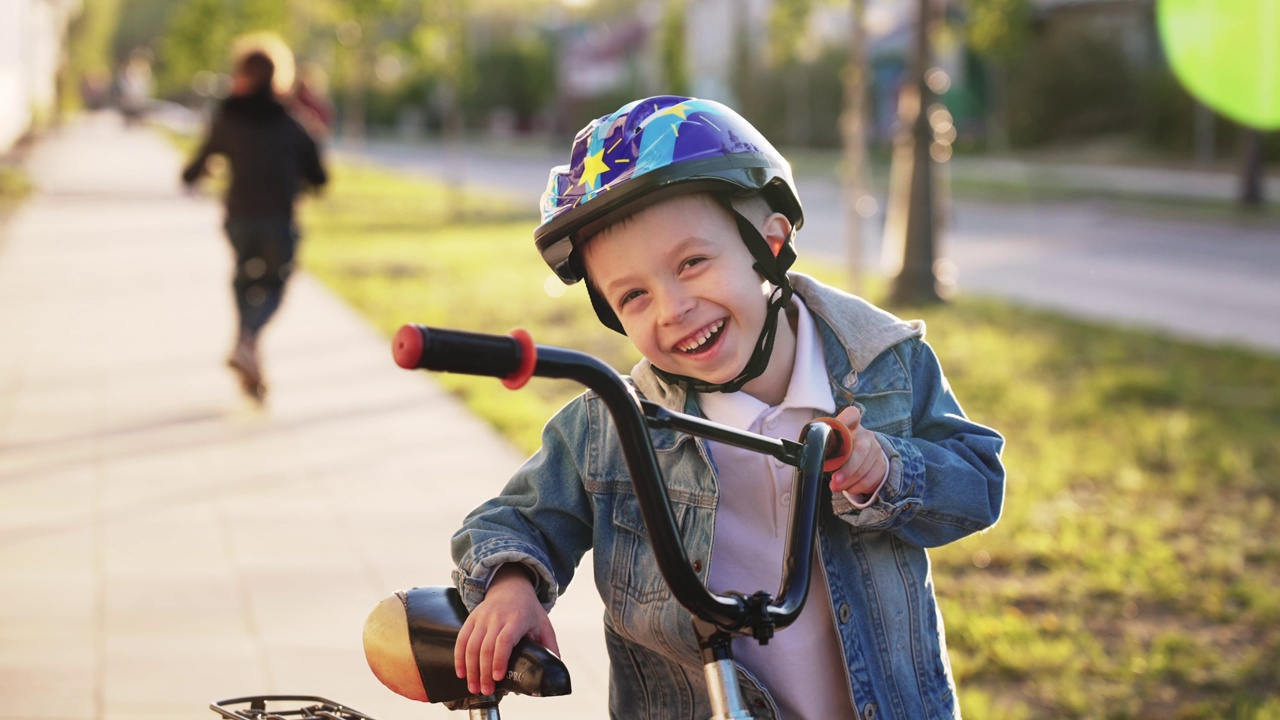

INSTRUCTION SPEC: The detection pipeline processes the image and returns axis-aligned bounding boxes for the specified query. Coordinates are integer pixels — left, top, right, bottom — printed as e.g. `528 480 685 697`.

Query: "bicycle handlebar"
394 323 851 647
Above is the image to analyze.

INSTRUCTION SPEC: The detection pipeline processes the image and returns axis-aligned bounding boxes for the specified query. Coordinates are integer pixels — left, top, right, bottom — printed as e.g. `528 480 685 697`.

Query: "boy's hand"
829 406 888 500
454 564 559 696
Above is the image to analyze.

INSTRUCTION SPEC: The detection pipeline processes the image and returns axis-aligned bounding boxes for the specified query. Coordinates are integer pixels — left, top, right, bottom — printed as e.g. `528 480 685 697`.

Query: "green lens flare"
1157 0 1280 130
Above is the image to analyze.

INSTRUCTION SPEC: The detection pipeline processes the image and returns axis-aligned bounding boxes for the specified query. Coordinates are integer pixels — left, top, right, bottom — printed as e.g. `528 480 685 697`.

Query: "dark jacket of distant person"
182 86 327 220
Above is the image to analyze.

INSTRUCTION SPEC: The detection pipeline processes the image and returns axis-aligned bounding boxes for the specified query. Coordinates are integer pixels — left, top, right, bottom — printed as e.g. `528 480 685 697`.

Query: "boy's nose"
657 288 695 326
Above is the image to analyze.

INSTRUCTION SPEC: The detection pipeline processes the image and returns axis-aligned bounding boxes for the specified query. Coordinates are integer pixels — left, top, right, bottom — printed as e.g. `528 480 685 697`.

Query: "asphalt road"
341 138 1280 355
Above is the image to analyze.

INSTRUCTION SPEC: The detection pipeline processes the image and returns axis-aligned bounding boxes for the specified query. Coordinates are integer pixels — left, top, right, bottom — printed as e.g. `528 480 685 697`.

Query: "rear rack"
210 695 380 720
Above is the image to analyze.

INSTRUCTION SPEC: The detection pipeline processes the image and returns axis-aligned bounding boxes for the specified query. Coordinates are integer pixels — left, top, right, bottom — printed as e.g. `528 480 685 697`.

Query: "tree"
65 0 123 110
330 0 407 142
411 0 469 214
763 0 875 290
159 0 291 97
882 0 945 305
840 0 871 292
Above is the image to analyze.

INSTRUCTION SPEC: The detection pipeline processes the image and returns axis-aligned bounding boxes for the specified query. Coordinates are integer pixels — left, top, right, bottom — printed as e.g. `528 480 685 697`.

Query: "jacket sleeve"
451 397 595 612
295 121 327 190
834 339 1005 547
181 112 226 184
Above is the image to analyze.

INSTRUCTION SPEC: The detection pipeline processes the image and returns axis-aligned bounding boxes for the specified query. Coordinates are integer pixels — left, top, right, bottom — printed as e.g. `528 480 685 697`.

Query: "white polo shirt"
696 297 870 719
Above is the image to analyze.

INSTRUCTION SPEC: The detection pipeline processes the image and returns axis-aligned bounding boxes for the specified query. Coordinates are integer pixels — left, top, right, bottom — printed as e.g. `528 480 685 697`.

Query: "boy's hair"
236 51 275 94
230 32 295 95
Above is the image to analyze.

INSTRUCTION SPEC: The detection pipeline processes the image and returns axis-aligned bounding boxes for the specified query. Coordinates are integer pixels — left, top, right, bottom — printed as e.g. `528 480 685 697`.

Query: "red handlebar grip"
501 328 537 390
811 417 854 473
393 325 425 369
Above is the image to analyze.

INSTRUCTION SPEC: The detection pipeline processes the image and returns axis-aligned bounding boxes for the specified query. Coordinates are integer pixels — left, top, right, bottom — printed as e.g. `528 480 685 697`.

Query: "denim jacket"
452 273 1006 719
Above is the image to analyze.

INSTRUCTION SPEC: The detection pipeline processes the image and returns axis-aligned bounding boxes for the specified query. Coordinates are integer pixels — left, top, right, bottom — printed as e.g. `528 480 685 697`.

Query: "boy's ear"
761 213 793 258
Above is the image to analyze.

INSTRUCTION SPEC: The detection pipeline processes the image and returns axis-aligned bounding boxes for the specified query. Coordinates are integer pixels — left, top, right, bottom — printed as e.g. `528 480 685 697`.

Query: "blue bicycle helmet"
535 96 806 393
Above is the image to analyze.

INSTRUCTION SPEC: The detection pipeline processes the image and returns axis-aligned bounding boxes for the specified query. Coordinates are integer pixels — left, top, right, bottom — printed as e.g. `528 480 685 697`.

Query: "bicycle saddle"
363 586 572 704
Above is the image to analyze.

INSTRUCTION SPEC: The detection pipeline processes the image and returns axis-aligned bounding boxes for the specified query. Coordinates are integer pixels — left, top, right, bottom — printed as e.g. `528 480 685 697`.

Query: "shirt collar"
697 296 836 428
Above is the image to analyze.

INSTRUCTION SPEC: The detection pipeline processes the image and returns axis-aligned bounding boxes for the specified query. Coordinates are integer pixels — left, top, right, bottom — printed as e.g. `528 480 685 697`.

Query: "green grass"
299 159 1280 719
0 162 32 214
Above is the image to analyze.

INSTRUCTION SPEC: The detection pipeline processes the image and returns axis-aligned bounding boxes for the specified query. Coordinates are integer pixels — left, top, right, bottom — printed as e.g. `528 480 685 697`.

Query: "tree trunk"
1239 128 1265 208
841 0 871 293
888 0 944 305
342 41 369 147
984 58 1010 154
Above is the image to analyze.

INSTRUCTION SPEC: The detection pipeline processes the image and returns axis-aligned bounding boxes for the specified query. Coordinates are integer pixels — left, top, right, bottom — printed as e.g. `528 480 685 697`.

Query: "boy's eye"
682 256 707 271
619 289 645 307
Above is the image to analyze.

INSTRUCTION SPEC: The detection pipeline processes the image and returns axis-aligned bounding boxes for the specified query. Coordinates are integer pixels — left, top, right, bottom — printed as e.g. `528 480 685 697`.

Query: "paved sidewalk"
0 114 609 719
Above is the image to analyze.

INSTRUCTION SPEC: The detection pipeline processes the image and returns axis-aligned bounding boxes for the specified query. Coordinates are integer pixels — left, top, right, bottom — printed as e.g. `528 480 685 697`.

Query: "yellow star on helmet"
577 149 610 189
650 101 690 122
638 101 691 131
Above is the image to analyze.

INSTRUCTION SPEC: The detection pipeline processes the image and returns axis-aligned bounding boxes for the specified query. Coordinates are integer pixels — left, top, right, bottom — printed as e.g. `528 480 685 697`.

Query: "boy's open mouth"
675 320 725 355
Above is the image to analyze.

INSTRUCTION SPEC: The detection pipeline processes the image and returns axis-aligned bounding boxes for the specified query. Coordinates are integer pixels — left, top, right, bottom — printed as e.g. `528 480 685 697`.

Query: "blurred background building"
0 0 81 153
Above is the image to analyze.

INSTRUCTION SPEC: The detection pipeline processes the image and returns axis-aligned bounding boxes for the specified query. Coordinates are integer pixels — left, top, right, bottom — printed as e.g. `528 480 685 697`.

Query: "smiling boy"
450 96 1005 719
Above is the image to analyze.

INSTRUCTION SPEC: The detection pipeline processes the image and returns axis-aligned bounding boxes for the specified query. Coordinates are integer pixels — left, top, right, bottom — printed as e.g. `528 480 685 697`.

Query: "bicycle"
211 324 852 720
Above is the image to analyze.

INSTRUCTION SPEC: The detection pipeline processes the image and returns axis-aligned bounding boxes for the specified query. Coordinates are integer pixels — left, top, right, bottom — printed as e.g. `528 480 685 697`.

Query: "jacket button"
753 698 766 709
863 702 878 719
838 602 852 624
693 559 702 572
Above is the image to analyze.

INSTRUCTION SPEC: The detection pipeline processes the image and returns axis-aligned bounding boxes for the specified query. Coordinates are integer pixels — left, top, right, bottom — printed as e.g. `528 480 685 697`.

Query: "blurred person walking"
182 42 327 401
116 50 153 127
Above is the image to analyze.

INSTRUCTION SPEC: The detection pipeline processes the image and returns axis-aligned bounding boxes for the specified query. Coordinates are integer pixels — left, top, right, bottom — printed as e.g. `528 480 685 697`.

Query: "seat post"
704 659 754 720
694 619 755 720
447 696 500 720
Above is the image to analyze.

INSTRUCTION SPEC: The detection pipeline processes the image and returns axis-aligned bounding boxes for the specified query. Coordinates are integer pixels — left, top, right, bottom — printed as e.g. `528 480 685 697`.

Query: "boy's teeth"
679 321 723 352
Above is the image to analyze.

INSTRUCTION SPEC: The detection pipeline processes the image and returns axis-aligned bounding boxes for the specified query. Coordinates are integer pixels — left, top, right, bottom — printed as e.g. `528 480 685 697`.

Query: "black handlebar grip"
393 324 523 378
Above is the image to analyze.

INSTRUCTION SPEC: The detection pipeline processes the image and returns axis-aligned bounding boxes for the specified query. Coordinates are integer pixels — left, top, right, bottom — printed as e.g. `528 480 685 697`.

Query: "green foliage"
299 158 1280 718
65 0 123 110
735 46 848 148
1004 25 1135 145
658 0 689 95
467 37 554 126
964 0 1032 60
114 0 171 61
767 0 815 66
412 0 468 79
0 164 33 210
158 0 290 96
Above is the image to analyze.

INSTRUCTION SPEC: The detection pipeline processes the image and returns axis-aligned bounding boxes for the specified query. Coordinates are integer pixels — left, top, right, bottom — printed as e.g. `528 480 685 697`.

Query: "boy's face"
581 194 784 387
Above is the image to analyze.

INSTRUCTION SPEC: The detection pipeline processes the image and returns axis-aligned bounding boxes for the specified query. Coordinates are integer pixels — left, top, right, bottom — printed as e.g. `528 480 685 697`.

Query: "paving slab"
0 113 609 720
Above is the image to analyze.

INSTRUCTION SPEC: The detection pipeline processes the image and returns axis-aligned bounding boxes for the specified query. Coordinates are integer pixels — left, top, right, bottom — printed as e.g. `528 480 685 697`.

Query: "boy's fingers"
836 405 863 430
491 627 518 682
479 631 498 695
464 625 483 693
454 618 475 678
